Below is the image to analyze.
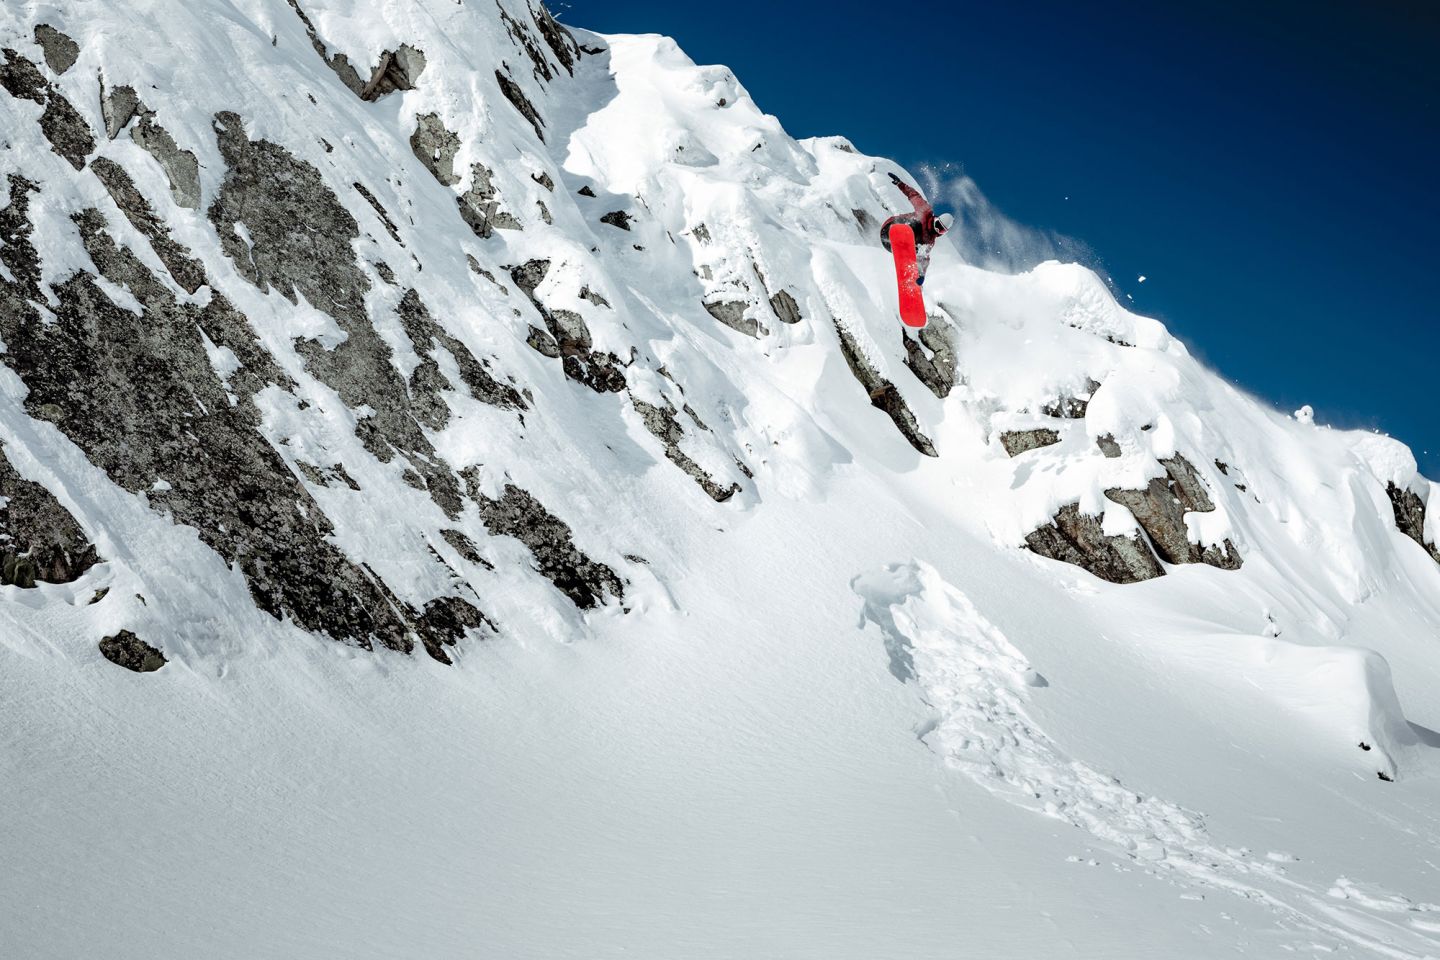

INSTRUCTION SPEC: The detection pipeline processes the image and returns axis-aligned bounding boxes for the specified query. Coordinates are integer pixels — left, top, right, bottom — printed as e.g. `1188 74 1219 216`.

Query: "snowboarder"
880 172 953 286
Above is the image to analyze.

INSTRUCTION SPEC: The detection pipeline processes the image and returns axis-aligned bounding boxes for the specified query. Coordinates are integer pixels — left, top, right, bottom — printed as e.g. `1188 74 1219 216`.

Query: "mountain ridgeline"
0 0 1436 672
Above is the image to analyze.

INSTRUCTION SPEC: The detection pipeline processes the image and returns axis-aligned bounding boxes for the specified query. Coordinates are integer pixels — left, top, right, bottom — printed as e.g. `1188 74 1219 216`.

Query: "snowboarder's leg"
915 243 932 286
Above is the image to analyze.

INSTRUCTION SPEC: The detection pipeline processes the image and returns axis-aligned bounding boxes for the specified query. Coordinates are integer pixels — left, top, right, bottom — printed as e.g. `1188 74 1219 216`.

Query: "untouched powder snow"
1 2 1439 958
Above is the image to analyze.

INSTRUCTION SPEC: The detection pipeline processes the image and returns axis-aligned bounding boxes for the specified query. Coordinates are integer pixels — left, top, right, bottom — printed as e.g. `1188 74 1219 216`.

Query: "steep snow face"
2 2 1440 958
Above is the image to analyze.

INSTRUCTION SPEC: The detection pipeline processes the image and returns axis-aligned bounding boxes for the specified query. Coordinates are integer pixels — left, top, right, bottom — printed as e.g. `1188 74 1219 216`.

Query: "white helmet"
935 212 955 235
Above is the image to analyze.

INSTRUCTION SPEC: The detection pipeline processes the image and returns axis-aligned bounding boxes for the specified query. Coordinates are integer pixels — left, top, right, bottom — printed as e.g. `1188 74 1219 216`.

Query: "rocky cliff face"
0 0 1434 673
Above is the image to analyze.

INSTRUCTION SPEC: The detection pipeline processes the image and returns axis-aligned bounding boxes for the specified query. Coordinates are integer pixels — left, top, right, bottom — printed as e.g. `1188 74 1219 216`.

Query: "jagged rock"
632 397 741 502
99 81 143 139
287 0 366 95
1387 482 1440 564
537 200 552 224
495 69 545 142
33 25 79 75
0 49 93 169
467 477 622 608
532 171 555 191
1001 429 1060 457
440 528 490 568
901 315 958 399
1104 455 1242 569
296 461 361 490
285 1 423 101
457 162 521 238
99 631 166 672
1024 503 1165 584
530 2 580 74
0 178 471 655
580 286 610 308
414 595 491 663
510 259 626 392
1042 379 1101 419
353 182 402 243
497 4 557 82
359 45 426 101
769 289 802 325
834 321 937 457
600 210 631 231
0 442 100 587
207 110 464 515
410 112 461 186
704 300 766 338
132 116 202 209
1097 434 1122 458
396 288 526 412
90 157 207 293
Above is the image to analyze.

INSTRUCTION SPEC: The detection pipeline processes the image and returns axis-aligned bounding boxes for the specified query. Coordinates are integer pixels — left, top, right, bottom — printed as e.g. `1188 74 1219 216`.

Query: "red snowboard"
888 223 927 328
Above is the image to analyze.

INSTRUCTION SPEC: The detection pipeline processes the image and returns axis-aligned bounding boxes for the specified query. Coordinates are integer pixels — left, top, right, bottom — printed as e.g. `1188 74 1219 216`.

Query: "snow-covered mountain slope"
2 2 1439 957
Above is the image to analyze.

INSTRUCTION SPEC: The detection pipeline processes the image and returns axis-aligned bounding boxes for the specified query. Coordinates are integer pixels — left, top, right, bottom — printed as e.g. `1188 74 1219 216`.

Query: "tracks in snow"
852 561 1440 959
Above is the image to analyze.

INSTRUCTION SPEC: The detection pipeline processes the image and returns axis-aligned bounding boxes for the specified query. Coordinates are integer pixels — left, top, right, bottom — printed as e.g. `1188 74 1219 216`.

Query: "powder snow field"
1 1 1439 958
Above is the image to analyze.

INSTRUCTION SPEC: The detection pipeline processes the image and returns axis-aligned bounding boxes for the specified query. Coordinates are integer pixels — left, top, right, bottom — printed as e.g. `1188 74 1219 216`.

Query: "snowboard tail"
888 223 927 328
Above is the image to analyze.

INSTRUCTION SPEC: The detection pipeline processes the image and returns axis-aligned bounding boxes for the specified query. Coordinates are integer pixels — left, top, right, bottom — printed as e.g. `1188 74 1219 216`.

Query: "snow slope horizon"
2 2 1440 957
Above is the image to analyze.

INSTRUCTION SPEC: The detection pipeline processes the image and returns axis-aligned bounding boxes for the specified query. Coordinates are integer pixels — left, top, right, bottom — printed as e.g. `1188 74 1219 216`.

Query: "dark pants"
880 216 932 283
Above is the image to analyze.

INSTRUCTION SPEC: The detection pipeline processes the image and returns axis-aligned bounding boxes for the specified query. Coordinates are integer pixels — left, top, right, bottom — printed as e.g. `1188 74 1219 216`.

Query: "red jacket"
881 173 940 250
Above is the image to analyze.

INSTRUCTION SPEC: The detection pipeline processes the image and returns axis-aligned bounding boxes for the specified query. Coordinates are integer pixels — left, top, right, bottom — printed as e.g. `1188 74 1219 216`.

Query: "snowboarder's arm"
889 173 932 219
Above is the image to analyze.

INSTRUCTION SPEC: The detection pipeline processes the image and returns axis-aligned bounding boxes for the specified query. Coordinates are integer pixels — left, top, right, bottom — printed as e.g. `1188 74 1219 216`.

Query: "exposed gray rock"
409 113 461 187
359 44 426 101
495 69 545 142
353 182 402 243
90 156 207 293
99 81 142 140
99 630 166 672
532 171 554 191
600 210 631 231
769 289 802 325
510 259 626 392
1024 503 1165 584
530 2 580 74
901 315 958 399
207 111 464 515
457 162 521 238
1042 379 1100 419
1388 482 1440 564
632 396 741 502
0 49 93 169
0 178 480 658
440 528 490 568
466 476 622 608
1104 455 1242 569
704 300 766 338
286 0 366 95
1000 429 1060 457
396 288 526 413
577 185 596 198
498 4 557 82
580 286 610 308
33 24 79 75
0 441 100 588
285 1 422 101
834 320 937 458
1097 434 1122 458
132 116 202 209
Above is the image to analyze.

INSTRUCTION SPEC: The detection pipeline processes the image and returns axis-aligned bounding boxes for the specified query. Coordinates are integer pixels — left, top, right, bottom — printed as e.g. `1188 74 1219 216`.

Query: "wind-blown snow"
2 2 1439 958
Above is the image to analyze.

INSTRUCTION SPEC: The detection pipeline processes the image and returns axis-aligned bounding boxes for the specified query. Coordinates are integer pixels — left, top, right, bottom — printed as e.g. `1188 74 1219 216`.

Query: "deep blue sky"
561 0 1440 476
